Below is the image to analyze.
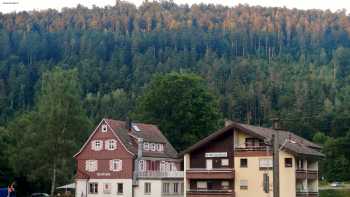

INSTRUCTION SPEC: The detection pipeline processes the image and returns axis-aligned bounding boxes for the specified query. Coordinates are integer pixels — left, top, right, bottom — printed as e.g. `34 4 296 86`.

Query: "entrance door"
206 159 213 170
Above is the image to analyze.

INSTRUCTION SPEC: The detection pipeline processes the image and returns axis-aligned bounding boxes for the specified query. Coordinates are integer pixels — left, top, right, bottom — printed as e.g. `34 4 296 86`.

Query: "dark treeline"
1 1 350 183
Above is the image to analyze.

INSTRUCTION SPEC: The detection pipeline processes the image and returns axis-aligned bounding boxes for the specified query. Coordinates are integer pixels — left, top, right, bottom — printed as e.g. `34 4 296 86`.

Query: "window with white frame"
110 159 122 171
92 140 103 151
117 183 123 194
103 183 111 194
143 142 149 151
85 160 98 172
144 182 151 194
139 160 146 171
221 159 229 166
101 124 108 132
240 180 248 190
173 183 179 193
105 139 117 150
157 144 164 152
150 143 156 151
89 183 98 194
162 183 170 194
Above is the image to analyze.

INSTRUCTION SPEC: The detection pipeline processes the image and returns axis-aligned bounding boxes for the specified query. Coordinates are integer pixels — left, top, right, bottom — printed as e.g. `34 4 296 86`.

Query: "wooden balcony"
234 145 272 157
135 170 184 179
296 170 307 179
307 170 318 180
187 189 234 197
296 191 319 197
296 169 319 180
186 168 234 180
296 191 308 197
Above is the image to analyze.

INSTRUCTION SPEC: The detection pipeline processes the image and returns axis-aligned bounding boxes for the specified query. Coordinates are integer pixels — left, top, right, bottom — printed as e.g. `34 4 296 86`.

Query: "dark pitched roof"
181 122 324 158
105 119 178 159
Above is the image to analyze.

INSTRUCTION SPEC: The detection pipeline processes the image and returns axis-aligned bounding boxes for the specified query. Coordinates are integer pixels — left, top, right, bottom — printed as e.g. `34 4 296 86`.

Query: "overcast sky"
0 0 349 14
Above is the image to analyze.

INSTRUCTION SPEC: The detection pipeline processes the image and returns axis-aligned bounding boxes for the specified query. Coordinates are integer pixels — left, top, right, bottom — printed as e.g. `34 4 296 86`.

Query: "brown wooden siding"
307 171 318 180
234 151 272 157
296 170 307 179
190 129 234 169
187 169 235 179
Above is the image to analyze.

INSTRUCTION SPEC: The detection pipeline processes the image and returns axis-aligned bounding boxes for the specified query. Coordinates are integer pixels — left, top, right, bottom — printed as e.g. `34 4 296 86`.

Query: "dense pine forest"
1 0 350 193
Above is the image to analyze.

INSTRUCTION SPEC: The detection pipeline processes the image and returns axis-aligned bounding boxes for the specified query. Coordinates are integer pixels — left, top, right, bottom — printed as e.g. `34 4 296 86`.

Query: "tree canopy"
0 0 350 191
134 72 222 150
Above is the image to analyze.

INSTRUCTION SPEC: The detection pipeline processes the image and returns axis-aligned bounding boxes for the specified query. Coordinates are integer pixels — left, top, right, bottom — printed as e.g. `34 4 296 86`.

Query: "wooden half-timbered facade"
74 119 184 197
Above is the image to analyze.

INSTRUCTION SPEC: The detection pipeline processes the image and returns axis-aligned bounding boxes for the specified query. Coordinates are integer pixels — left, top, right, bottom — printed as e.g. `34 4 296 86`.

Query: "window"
162 183 170 194
89 183 98 194
150 143 156 151
197 181 207 189
110 159 122 171
285 158 293 168
240 158 248 168
143 142 149 151
92 140 103 151
157 144 164 152
259 158 273 170
245 138 263 147
222 181 230 189
173 183 179 193
297 159 304 170
240 180 248 190
221 159 229 166
85 160 97 172
103 183 111 194
117 183 123 194
139 160 146 171
105 139 117 150
101 124 108 132
144 182 151 194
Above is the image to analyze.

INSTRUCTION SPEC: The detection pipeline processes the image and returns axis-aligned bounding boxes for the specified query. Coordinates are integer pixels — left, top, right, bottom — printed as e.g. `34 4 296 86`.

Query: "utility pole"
271 117 280 197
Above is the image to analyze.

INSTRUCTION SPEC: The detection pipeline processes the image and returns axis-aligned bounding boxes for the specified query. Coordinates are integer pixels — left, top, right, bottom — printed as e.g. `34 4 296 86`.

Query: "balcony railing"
187 189 234 196
296 190 319 197
135 170 184 178
234 145 270 151
186 168 234 179
188 189 233 193
296 169 319 180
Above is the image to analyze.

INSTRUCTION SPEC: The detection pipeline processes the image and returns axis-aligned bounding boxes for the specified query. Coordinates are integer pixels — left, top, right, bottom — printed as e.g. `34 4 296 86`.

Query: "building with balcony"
74 119 184 197
181 121 324 197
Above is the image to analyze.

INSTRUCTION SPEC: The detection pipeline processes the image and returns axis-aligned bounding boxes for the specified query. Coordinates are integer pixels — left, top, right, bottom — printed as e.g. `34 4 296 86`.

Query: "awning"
56 183 75 190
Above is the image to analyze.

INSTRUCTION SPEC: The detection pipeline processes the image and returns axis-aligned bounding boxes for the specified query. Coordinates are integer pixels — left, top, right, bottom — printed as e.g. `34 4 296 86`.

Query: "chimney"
225 119 233 127
271 118 281 130
126 117 132 131
137 138 143 158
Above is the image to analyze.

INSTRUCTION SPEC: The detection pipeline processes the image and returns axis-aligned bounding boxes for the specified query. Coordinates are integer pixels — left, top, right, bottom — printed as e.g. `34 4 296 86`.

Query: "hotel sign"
205 152 227 158
97 172 111 176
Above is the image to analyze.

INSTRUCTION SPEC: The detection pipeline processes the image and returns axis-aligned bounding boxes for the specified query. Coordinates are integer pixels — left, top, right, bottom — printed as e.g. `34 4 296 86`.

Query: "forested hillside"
1 0 350 186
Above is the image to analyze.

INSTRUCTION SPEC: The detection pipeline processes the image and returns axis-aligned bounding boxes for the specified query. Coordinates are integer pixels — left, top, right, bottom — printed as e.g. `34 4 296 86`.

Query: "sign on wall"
205 152 228 158
259 158 273 168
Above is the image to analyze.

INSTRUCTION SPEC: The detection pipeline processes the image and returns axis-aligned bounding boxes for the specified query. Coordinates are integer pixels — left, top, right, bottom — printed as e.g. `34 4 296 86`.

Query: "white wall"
75 179 133 197
134 180 162 197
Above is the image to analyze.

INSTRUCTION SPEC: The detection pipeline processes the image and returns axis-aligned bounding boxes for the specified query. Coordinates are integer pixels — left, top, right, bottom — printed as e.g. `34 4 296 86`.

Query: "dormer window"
92 140 103 151
101 124 108 133
150 143 156 151
105 139 117 150
143 142 149 151
157 144 164 152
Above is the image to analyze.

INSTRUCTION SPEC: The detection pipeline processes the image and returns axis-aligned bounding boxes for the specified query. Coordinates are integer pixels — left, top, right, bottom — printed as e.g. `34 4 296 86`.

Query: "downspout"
132 138 143 197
